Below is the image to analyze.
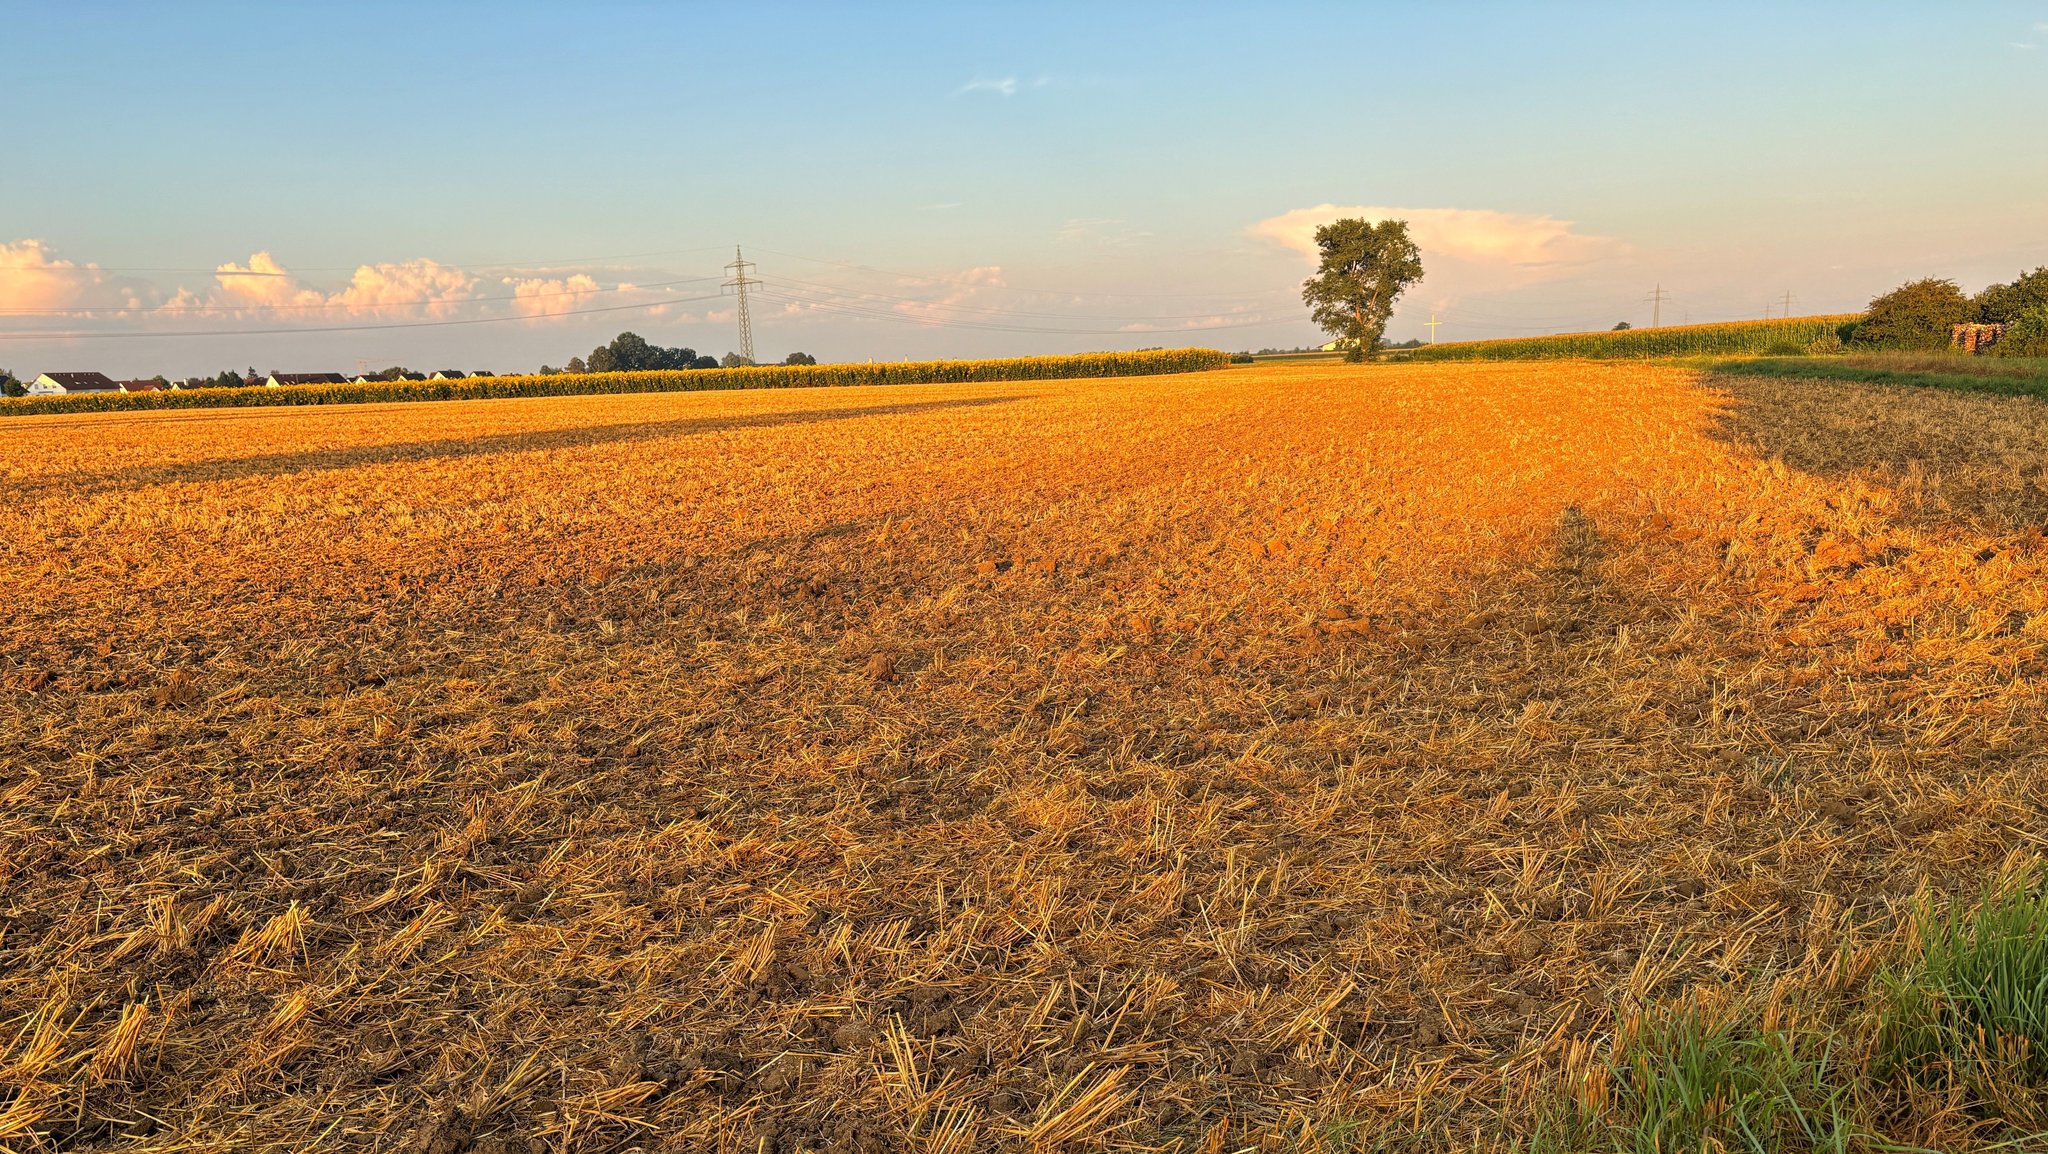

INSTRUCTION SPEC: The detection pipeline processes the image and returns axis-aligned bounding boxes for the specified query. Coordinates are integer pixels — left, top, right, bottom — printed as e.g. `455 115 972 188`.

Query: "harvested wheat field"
7 360 2048 1151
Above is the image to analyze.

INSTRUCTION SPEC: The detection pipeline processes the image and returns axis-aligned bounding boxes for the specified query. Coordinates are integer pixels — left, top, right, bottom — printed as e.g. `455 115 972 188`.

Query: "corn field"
1405 314 1863 361
0 347 1231 417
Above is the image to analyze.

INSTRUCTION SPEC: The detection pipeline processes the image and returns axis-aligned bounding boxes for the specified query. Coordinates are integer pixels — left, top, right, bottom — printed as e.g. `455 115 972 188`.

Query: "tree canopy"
586 331 706 373
1975 268 2048 325
1300 218 1424 360
577 332 716 373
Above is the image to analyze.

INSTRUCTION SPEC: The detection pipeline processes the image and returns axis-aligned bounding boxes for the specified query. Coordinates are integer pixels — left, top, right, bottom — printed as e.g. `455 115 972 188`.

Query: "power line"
753 288 1295 336
747 245 1293 302
762 273 1293 324
0 293 727 341
20 245 739 277
0 240 1313 343
0 274 726 317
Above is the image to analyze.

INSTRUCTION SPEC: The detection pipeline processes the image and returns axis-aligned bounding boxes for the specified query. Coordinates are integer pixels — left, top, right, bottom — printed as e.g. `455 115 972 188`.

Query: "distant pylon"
724 246 759 364
1426 313 1442 343
1645 284 1671 328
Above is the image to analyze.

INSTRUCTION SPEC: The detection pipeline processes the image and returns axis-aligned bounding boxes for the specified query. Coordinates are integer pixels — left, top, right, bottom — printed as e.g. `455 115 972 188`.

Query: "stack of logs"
1951 323 2008 353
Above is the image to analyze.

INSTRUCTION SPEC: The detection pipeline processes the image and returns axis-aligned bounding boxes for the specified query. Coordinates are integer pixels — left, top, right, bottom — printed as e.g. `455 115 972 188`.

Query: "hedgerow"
1405 315 1863 362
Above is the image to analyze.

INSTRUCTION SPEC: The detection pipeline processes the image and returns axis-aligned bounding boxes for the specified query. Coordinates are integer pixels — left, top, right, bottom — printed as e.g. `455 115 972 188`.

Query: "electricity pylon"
1645 284 1671 328
724 246 759 364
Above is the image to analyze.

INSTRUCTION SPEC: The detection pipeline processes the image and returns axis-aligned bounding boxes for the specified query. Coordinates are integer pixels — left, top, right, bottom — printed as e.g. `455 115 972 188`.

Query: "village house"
429 370 467 381
264 372 351 388
25 372 120 396
116 379 166 393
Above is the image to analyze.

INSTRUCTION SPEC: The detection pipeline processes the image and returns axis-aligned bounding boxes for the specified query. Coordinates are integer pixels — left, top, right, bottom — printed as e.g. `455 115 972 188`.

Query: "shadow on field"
27 394 1031 497
1703 369 2048 533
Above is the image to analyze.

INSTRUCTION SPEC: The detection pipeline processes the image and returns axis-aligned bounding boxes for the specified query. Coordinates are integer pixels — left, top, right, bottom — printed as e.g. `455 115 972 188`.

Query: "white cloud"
211 252 330 310
893 266 1005 321
1248 204 1638 324
332 259 475 317
0 239 156 314
505 272 601 319
1055 218 1154 249
210 252 477 318
955 77 1018 96
1115 313 1246 333
1250 204 1623 272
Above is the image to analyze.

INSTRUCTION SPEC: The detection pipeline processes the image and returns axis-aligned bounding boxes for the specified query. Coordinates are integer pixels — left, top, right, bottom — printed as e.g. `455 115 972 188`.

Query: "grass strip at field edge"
1710 356 2048 401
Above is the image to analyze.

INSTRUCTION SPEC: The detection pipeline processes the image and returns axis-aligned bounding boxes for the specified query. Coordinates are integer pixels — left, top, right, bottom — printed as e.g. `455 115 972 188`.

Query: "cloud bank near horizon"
0 240 709 332
1248 204 1647 328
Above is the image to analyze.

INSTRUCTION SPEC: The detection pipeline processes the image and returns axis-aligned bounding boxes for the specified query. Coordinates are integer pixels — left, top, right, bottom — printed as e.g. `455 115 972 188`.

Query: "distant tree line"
539 333 815 375
1856 268 2048 356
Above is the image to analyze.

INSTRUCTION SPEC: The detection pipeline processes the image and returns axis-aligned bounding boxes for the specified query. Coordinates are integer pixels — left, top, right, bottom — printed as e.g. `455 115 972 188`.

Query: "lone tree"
1300 218 1423 361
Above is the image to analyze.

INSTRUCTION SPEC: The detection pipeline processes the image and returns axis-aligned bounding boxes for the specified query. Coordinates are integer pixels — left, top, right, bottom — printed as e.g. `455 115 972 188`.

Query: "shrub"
1976 268 2048 325
1805 332 1844 355
1989 306 2048 359
1852 278 1973 350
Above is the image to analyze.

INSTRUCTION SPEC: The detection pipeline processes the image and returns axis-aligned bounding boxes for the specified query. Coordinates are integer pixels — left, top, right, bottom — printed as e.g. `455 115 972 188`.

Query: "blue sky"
2 1 2045 376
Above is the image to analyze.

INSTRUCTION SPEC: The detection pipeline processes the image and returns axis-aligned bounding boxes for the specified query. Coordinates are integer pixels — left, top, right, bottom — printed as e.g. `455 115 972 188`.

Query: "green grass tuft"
1877 870 2048 1122
1606 1001 1863 1154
